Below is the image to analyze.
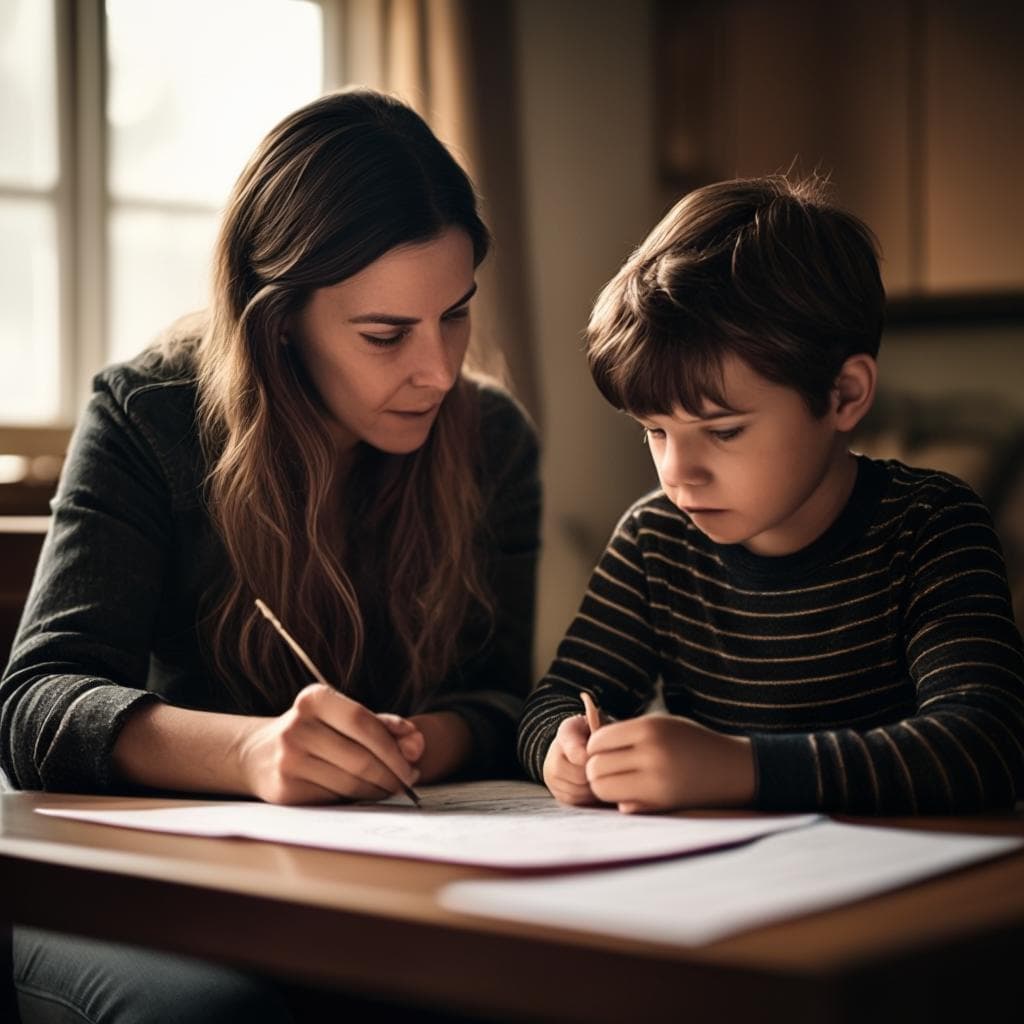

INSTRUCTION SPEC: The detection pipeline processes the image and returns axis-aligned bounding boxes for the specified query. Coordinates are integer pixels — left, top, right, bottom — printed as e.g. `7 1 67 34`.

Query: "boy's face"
635 355 857 556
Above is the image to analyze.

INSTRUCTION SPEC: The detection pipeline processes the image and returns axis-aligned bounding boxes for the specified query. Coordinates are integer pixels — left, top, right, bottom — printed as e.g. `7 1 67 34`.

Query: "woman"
2 88 539 1022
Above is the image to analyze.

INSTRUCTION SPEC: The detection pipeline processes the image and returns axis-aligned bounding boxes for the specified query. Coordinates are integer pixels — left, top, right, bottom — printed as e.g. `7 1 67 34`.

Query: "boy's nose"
659 442 711 488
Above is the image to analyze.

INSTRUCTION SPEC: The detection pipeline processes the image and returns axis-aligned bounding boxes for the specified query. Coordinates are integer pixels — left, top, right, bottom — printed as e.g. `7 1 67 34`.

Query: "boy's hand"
585 713 755 813
542 714 601 805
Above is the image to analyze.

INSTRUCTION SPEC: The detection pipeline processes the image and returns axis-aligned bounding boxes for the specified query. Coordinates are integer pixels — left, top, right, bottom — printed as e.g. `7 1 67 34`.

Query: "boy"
518 176 1024 814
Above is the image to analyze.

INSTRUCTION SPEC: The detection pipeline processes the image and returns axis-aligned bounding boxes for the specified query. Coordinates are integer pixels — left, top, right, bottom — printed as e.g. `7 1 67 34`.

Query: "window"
0 0 327 428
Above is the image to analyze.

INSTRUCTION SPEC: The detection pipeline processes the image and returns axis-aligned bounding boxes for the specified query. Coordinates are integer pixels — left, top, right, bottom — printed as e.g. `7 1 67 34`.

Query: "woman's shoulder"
87 328 205 501
466 375 540 505
94 327 201 415
469 374 538 448
92 321 204 453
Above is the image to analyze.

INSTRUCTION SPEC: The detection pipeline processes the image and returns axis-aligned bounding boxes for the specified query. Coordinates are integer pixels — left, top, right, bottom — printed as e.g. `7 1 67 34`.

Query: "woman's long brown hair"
194 89 493 714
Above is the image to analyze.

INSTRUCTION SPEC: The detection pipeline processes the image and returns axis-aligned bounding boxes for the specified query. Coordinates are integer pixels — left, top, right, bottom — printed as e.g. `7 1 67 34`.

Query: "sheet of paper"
441 819 1022 944
36 779 817 870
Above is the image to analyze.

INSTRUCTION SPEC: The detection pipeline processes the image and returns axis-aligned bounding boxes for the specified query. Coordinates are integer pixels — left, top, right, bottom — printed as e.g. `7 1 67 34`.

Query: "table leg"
1 920 19 1023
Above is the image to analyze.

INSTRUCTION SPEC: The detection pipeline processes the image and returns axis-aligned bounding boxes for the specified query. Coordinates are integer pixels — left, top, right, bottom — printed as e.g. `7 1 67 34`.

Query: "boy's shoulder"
871 455 988 522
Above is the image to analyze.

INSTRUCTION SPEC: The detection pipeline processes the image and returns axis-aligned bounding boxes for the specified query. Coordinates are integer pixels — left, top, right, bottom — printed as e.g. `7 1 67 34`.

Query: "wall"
512 0 1024 675
514 0 660 674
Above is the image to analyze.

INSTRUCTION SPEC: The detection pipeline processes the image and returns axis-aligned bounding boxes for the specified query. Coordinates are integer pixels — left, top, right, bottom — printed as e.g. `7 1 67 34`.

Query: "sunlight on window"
108 208 219 361
106 0 323 205
0 0 59 425
106 0 323 362
0 0 57 189
0 199 60 423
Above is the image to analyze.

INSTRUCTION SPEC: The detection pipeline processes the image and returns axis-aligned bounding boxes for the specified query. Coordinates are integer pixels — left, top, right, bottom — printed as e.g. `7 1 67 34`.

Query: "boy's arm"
518 510 661 782
752 489 1024 814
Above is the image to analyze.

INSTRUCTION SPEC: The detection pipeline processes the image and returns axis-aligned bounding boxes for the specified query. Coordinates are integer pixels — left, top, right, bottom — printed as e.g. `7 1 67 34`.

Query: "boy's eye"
709 426 744 441
361 329 409 348
641 428 665 445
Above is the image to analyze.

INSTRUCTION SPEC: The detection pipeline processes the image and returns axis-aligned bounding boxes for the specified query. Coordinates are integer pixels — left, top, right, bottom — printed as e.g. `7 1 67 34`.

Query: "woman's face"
292 227 476 455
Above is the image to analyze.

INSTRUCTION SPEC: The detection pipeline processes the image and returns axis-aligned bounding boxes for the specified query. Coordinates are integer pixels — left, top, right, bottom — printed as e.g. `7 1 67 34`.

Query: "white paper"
441 820 1022 944
35 779 817 870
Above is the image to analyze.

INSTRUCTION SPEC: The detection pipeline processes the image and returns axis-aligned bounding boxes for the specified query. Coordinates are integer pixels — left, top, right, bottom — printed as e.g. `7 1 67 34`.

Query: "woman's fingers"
377 713 425 764
288 747 395 802
293 684 419 788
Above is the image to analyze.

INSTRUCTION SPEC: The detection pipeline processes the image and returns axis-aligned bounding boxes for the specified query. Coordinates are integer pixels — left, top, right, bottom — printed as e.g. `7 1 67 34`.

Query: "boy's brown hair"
586 175 885 418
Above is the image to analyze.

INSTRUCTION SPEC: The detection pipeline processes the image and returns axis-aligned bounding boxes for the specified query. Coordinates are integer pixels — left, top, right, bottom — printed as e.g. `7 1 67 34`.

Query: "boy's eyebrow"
348 283 478 325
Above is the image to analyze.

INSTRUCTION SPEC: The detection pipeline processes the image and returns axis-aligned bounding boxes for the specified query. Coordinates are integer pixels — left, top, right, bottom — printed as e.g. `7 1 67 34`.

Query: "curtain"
332 0 540 423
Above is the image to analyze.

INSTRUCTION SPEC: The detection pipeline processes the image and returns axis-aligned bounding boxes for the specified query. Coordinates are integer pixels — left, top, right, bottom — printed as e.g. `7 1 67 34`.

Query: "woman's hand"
542 714 600 806
584 713 755 813
406 711 473 783
236 682 422 804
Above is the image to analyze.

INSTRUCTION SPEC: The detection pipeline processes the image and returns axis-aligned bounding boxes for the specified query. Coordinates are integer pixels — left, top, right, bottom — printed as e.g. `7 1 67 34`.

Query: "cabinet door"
924 4 1024 293
658 0 915 293
656 0 1024 297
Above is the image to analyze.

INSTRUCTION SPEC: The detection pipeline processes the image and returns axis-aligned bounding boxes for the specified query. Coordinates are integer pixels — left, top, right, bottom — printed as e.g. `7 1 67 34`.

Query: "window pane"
0 0 58 188
106 0 323 206
107 206 219 363
0 198 60 423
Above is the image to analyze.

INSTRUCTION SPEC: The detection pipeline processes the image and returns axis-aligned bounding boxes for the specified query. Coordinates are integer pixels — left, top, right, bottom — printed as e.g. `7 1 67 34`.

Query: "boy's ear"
831 354 877 432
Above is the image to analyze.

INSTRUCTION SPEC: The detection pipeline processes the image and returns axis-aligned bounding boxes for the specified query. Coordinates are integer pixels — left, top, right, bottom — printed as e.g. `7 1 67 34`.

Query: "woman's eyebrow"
348 282 478 325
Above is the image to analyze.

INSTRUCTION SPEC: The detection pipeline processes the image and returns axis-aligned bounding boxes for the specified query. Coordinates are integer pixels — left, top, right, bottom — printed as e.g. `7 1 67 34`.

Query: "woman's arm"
0 383 174 792
114 685 420 803
0 378 419 801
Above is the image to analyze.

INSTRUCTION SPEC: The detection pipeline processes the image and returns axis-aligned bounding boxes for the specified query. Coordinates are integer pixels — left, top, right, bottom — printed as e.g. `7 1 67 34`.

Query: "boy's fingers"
558 715 591 765
585 718 637 755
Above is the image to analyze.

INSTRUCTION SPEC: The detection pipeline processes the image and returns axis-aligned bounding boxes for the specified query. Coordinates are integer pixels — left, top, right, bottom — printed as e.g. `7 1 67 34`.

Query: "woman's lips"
389 405 438 418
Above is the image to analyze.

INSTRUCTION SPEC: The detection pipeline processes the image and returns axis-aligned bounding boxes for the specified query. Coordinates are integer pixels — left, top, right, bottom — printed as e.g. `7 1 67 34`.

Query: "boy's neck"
742 448 859 557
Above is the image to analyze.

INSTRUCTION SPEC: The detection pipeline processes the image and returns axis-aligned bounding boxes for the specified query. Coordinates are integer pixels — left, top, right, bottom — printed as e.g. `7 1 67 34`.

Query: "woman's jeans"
13 927 294 1024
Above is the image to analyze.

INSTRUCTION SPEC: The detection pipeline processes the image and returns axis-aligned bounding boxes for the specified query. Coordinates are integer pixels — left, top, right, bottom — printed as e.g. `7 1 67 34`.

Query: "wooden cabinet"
655 0 1024 298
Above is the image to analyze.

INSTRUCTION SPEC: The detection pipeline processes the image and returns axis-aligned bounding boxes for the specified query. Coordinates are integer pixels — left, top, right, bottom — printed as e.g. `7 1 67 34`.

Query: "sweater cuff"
749 731 821 811
424 698 522 779
40 684 162 794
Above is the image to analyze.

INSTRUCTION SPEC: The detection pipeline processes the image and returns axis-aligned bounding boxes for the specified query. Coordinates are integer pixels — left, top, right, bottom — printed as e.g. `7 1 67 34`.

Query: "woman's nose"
409 328 459 389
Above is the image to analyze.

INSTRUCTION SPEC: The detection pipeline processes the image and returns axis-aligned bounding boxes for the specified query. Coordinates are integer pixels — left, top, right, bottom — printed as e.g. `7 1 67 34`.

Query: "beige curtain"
332 0 540 422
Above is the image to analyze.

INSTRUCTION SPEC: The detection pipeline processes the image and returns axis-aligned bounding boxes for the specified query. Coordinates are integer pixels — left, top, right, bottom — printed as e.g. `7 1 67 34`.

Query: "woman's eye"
710 426 744 441
361 330 408 348
443 306 470 322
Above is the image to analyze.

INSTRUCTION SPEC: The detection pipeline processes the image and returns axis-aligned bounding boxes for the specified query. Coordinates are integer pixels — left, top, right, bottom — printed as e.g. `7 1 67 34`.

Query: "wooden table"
1 790 1022 1023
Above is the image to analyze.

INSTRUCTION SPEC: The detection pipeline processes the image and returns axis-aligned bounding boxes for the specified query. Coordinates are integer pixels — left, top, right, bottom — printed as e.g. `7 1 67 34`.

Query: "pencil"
254 598 421 806
580 690 602 733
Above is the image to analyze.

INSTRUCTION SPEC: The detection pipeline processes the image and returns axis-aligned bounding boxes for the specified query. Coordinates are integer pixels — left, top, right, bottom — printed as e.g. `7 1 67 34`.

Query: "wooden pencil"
254 598 421 806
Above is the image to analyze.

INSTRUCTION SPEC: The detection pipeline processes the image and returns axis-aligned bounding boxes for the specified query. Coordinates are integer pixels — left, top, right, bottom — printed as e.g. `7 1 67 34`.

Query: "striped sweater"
518 456 1024 813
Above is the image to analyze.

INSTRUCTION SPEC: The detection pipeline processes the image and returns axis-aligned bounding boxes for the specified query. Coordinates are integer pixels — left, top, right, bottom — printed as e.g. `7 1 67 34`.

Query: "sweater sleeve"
752 489 1024 813
517 509 662 783
422 386 541 777
0 383 170 792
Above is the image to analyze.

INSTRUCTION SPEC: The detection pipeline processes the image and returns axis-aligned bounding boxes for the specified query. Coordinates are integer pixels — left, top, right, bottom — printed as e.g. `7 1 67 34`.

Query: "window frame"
1 0 341 433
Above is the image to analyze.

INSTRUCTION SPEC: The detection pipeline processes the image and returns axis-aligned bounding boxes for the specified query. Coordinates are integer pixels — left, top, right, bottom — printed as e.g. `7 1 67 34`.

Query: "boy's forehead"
639 357 769 421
